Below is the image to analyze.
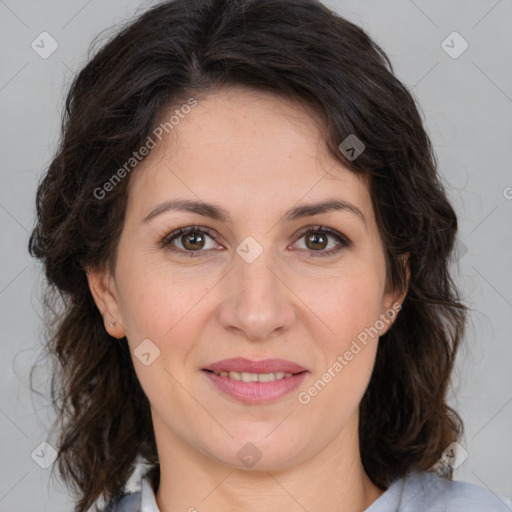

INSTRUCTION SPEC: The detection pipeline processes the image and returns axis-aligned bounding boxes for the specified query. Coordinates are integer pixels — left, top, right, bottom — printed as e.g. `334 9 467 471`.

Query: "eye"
292 225 351 258
161 226 219 257
160 224 351 258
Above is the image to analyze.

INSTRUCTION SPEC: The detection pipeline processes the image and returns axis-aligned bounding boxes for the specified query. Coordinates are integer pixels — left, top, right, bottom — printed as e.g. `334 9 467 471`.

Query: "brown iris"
181 231 206 250
304 232 328 251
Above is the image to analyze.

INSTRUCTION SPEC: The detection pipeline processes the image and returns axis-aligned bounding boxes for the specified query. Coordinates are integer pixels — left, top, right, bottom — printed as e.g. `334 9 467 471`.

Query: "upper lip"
203 357 308 374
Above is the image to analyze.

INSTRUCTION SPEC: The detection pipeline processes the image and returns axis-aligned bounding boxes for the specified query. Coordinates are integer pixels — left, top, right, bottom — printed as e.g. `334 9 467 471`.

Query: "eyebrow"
143 198 367 228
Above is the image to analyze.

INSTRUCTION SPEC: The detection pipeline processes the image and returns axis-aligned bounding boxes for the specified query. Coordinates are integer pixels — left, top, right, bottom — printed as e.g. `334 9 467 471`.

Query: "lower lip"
203 370 308 404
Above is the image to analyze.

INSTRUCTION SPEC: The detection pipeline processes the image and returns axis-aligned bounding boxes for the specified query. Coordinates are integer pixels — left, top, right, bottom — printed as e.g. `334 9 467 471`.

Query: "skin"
87 86 409 512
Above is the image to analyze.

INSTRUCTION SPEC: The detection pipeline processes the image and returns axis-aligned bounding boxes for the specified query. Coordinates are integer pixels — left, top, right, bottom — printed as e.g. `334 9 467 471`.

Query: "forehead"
126 87 372 225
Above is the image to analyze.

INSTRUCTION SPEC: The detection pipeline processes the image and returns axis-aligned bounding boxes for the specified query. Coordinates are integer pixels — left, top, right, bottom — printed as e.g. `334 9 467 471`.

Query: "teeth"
213 370 294 382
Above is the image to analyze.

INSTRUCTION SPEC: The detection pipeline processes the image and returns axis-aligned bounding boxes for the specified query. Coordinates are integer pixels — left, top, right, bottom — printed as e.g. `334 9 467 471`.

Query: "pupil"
185 232 204 250
307 233 326 250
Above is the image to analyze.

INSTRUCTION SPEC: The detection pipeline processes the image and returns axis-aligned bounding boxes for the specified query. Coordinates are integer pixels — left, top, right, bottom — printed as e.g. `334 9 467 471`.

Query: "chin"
203 429 308 471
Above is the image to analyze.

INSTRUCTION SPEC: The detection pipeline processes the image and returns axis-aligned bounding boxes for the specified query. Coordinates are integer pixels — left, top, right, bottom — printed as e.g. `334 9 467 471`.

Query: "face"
88 86 407 472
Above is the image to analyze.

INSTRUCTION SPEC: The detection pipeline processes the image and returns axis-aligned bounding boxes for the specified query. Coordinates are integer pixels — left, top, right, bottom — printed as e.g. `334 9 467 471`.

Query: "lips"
202 358 309 403
203 357 307 374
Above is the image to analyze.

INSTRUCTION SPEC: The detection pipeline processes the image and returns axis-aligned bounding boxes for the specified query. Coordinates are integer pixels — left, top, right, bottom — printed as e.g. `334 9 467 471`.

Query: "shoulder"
397 470 512 511
87 457 157 512
109 491 142 512
88 491 142 512
106 476 158 511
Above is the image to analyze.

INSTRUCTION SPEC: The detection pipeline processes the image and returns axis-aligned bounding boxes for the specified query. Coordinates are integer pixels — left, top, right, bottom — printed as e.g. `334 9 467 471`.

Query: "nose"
216 247 297 342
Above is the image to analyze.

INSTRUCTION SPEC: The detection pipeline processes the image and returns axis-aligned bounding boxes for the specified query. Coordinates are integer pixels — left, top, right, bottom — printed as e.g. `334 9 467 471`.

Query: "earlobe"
85 266 126 339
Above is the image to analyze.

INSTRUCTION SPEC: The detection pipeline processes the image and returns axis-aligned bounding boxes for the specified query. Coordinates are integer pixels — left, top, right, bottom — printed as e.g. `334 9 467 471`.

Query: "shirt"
98 462 512 511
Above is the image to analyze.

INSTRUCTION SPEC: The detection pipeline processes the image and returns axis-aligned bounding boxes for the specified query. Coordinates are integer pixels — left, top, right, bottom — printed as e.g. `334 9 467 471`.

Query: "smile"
208 370 296 382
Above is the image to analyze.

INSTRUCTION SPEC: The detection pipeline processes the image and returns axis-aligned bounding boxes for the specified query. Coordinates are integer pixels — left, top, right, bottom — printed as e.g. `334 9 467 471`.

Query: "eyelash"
160 225 351 259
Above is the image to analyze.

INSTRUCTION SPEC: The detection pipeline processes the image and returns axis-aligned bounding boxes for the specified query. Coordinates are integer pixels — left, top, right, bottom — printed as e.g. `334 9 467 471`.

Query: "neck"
153 412 385 512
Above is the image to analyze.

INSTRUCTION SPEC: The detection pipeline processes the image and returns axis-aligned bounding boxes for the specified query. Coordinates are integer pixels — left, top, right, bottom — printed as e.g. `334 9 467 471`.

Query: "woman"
28 0 511 511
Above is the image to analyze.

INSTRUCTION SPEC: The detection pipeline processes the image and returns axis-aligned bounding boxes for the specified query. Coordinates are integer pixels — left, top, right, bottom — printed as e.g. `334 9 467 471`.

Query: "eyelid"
291 225 351 258
160 225 218 248
160 224 351 257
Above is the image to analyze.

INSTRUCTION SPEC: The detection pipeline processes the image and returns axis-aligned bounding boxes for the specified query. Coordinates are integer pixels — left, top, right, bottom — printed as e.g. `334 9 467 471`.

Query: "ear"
379 252 410 336
85 265 126 339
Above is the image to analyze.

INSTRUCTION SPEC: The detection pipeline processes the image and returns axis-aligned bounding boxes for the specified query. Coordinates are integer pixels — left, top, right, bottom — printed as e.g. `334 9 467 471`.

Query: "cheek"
301 273 383 418
115 261 214 392
302 264 384 347
297 263 384 403
115 252 209 341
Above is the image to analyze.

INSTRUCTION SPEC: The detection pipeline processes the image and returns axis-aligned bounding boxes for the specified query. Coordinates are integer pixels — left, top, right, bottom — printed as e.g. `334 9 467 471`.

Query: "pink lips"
204 357 307 374
202 357 308 404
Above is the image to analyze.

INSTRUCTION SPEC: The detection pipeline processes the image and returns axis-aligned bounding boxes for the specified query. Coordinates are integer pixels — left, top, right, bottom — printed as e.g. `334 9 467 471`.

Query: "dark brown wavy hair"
28 0 468 510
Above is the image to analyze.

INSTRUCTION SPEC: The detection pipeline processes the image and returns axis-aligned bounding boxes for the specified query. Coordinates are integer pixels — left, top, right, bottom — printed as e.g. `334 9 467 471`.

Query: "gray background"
1 0 511 510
